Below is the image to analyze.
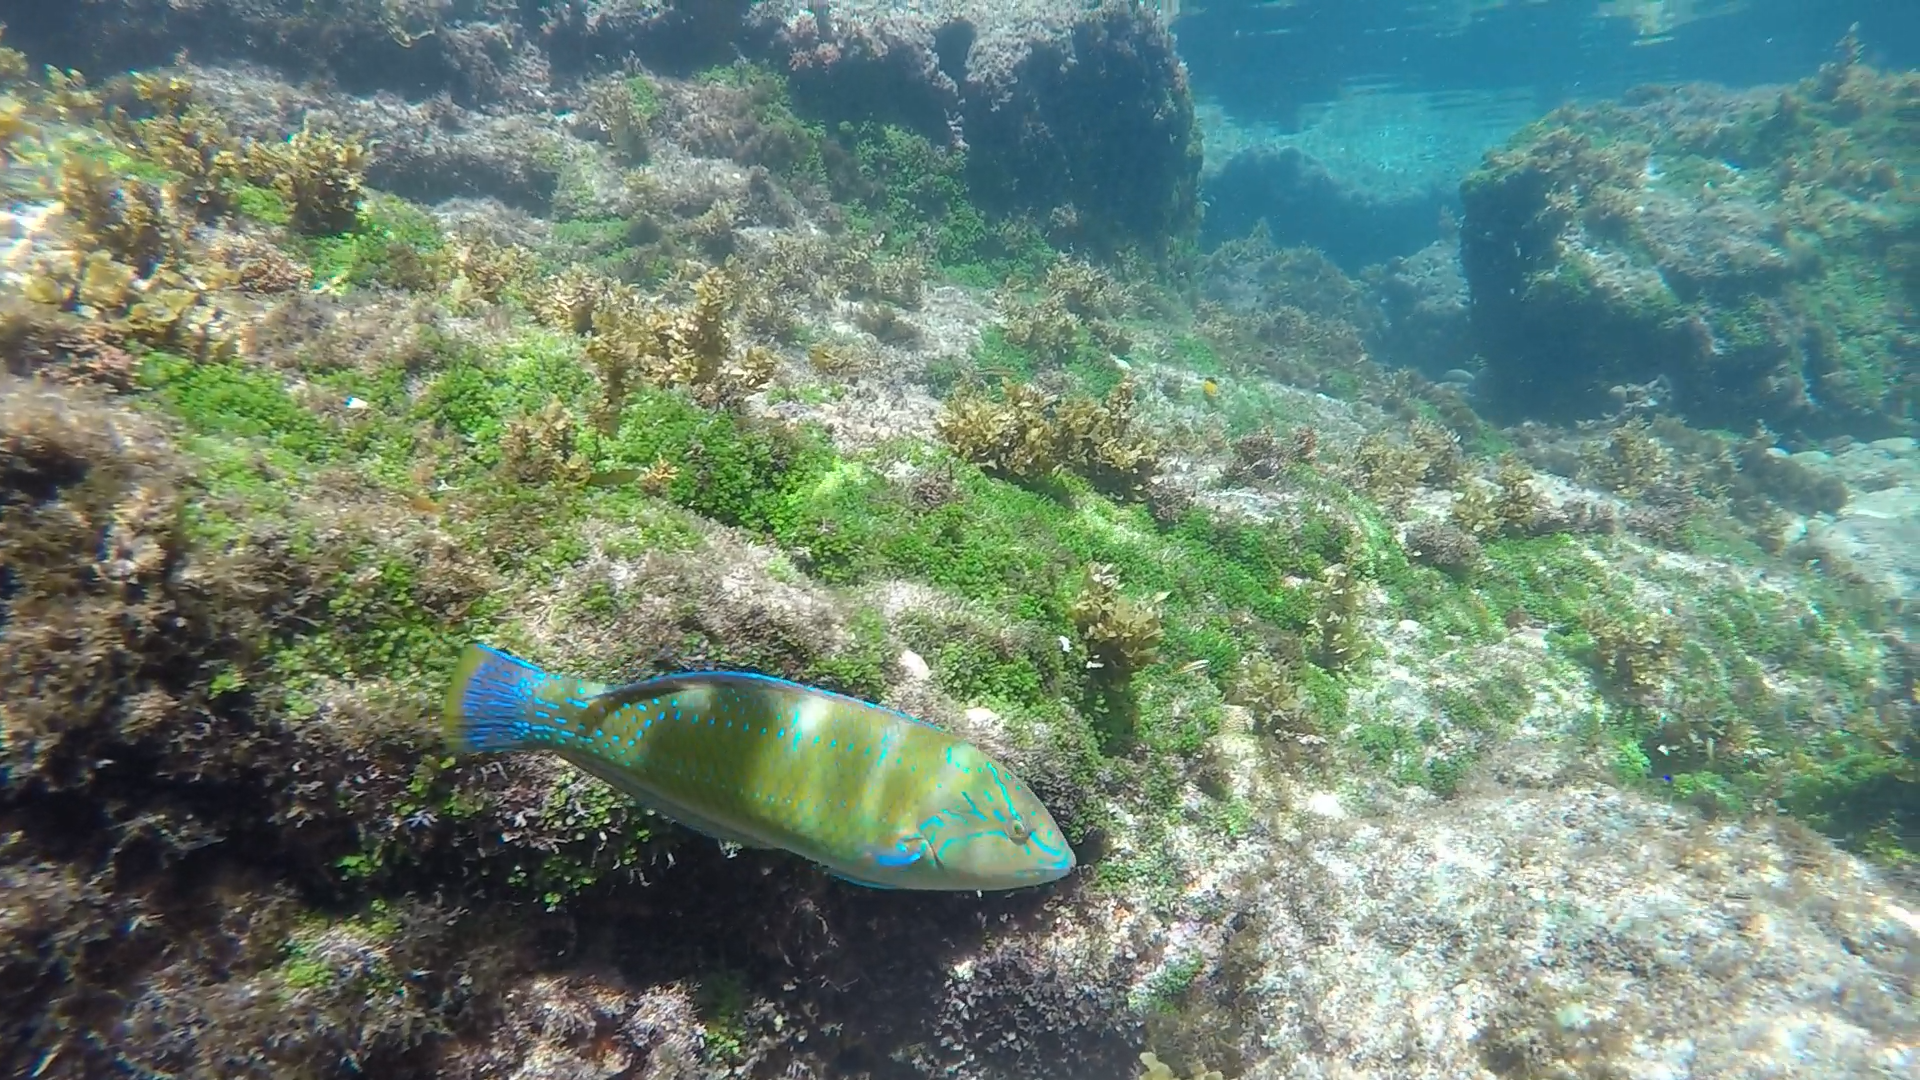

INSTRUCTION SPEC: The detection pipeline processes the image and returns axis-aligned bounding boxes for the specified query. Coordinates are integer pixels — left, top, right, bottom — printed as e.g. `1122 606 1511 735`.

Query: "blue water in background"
1174 0 1920 265
1176 0 1916 119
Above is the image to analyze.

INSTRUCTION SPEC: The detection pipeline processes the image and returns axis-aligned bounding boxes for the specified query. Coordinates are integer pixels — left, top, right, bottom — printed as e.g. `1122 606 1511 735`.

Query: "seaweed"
936 377 1161 500
583 267 776 424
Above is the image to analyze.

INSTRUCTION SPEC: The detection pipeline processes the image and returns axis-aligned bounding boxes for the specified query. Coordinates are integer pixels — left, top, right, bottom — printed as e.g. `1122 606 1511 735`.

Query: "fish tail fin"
444 642 579 754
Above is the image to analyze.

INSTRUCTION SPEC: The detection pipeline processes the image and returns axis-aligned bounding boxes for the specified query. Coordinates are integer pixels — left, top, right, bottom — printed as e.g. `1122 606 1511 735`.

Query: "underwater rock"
181 64 565 212
2 0 1198 253
2 14 1916 1080
0 373 1128 1080
0 0 544 107
1169 787 1920 1080
1460 53 1919 438
1200 144 1449 271
1805 484 1920 602
1371 237 1475 377
1195 222 1384 334
761 0 1201 254
1800 436 1920 601
541 0 774 78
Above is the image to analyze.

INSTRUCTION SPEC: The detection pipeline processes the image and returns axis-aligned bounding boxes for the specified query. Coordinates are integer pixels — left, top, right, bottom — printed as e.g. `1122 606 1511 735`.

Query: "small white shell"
897 648 931 680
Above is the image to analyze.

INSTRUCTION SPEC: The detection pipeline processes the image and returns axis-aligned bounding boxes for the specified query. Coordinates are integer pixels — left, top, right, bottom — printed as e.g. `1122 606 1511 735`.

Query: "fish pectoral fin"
861 834 927 869
555 752 774 849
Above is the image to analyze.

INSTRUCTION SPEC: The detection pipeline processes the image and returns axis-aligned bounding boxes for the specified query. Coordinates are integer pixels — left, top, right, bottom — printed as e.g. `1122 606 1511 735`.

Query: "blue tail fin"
443 643 570 754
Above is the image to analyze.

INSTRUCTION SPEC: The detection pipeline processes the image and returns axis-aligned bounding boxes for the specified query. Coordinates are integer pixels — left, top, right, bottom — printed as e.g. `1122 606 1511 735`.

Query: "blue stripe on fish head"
916 746 1075 888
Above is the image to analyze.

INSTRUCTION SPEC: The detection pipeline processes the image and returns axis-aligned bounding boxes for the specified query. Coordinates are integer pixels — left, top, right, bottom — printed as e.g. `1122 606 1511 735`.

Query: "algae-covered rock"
1461 37 1918 437
1 0 545 107
1212 788 1920 1079
2 0 1199 253
1371 237 1476 378
1200 143 1449 271
762 0 1201 254
1801 437 1920 601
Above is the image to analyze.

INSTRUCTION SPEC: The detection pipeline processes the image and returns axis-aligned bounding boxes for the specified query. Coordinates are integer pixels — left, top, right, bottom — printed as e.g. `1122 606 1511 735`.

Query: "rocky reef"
1199 145 1449 272
1460 32 1918 438
0 11 1915 1080
773 0 1201 255
0 0 1201 255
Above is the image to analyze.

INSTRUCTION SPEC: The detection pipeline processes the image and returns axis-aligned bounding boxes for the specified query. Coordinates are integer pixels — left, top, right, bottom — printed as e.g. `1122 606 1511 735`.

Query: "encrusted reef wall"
1199 146 1450 272
1460 38 1918 438
0 0 1200 255
610 0 1204 255
0 0 558 107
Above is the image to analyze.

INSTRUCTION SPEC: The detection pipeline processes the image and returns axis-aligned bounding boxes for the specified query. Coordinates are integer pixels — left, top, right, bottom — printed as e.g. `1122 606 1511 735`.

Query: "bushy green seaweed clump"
936 376 1160 500
842 120 990 268
1071 562 1167 747
830 113 1057 280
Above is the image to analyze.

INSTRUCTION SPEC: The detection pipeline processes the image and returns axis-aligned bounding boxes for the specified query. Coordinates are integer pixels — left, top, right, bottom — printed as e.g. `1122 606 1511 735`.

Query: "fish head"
906 748 1076 890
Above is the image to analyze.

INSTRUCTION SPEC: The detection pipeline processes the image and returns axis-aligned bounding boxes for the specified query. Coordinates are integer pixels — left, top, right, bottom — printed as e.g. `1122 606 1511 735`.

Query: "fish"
443 643 1077 892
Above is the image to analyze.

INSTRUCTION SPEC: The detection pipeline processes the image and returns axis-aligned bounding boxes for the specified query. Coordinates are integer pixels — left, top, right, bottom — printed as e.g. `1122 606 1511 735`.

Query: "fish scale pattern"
444 644 1075 891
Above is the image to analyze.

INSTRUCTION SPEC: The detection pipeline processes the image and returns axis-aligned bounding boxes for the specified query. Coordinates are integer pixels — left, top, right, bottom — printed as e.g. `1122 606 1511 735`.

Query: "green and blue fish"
444 643 1076 891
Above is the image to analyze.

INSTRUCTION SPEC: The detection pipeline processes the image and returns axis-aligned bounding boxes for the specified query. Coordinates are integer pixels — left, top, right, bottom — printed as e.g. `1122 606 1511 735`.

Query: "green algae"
53 45 1912 924
1375 518 1912 858
843 119 985 265
525 769 660 909
120 218 1914 870
896 604 1070 713
300 192 445 288
1135 952 1206 1015
132 292 1381 798
275 904 407 997
138 352 336 460
231 181 292 225
694 61 1058 280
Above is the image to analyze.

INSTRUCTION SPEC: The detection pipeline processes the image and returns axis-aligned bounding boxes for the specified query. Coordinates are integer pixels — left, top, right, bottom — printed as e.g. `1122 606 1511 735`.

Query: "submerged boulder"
1200 144 1450 272
761 0 1201 255
1460 41 1918 438
0 0 548 107
1371 237 1476 377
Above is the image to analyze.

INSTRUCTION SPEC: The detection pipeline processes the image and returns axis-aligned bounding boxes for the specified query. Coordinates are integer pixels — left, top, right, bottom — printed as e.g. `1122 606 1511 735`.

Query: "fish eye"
1007 818 1031 843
